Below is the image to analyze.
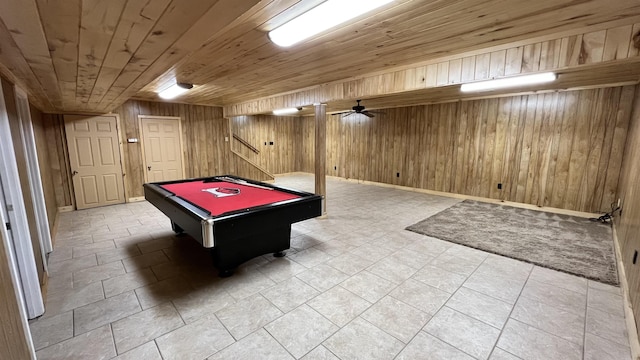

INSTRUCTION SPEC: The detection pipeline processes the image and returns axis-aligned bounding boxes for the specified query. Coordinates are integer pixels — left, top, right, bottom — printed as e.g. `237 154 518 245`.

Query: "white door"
14 86 52 270
65 115 125 209
0 85 44 319
140 116 184 182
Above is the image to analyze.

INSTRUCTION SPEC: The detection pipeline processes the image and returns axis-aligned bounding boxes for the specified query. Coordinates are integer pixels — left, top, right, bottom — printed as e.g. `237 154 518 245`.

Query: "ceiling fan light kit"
460 72 556 93
268 0 395 47
158 82 193 99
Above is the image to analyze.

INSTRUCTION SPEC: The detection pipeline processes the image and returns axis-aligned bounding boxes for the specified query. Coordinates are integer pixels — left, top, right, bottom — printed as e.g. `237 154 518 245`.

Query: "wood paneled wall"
115 100 232 198
0 227 33 359
42 113 73 208
319 87 633 213
236 86 634 213
616 84 640 332
29 105 58 231
231 115 304 175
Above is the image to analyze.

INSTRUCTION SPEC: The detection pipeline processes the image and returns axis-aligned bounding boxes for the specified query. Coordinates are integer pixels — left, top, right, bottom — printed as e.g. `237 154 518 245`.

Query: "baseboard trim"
57 206 73 213
127 196 146 203
612 226 640 360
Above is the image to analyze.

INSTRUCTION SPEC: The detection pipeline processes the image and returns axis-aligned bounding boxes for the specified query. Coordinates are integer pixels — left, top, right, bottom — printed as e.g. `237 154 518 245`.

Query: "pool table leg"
273 251 286 257
171 221 184 234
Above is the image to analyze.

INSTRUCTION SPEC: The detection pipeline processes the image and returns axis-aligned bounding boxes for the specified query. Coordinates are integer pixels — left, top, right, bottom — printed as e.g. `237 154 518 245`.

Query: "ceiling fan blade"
333 111 353 116
367 110 385 115
361 111 375 118
342 112 357 118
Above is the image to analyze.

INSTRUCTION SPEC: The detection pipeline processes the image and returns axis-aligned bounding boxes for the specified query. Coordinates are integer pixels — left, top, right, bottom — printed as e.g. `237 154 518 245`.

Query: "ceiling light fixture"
158 82 193 99
460 72 556 93
268 0 394 47
273 107 302 115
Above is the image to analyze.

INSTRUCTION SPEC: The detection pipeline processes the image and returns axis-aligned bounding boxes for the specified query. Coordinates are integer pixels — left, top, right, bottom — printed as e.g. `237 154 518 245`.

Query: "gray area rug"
406 200 618 285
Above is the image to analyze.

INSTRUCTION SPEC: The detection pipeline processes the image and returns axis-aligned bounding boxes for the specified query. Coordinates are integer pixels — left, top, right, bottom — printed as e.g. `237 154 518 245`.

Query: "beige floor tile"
172 285 235 324
156 314 234 360
136 236 176 254
463 269 527 305
497 319 582 360
36 325 115 360
288 247 332 268
340 270 397 303
296 264 350 292
74 291 141 335
489 348 521 360
135 275 194 309
307 286 371 327
97 246 142 265
389 278 450 315
220 270 276 301
44 281 105 318
73 260 126 286
446 287 513 329
511 295 585 345
103 268 158 298
261 277 319 312
424 307 501 360
367 257 418 284
396 331 475 360
387 248 434 270
413 265 467 293
265 305 339 358
300 345 339 360
529 266 588 295
586 307 629 347
215 294 283 340
47 254 98 275
256 257 308 283
520 279 586 315
588 287 625 317
72 240 116 258
324 253 373 275
208 329 293 360
588 280 622 295
324 317 404 360
584 333 632 360
29 311 73 350
361 296 431 343
122 250 171 272
112 342 162 360
112 302 184 354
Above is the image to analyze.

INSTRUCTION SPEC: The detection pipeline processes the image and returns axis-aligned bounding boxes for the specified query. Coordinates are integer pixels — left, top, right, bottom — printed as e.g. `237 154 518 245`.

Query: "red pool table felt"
160 180 300 216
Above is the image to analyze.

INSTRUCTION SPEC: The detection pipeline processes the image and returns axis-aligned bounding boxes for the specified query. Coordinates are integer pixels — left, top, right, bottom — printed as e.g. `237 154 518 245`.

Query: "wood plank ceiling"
0 0 639 114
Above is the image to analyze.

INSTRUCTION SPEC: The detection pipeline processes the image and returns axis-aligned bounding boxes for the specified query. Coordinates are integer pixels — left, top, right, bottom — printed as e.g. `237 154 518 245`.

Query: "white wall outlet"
225 136 229 142
618 198 621 207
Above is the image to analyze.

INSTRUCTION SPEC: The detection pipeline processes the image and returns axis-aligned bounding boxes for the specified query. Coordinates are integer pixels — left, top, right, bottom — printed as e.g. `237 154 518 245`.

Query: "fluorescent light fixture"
460 72 557 93
158 82 193 99
273 107 301 115
269 0 394 47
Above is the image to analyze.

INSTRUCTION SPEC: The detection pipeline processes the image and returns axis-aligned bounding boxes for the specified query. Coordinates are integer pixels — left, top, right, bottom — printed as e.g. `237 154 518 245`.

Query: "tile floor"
30 174 632 360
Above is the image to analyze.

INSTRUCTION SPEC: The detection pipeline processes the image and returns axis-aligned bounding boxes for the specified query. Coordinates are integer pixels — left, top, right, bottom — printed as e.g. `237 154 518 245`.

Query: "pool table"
143 175 322 276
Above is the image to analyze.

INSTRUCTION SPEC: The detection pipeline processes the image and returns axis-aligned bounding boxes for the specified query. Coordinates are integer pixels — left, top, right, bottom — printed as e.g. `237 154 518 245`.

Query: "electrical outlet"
497 183 502 190
396 172 400 178
634 250 638 265
618 198 621 207
334 166 337 170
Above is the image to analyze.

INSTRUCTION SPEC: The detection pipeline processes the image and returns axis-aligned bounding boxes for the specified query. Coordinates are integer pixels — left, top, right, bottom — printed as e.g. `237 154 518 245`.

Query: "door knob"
147 166 151 171
72 170 78 176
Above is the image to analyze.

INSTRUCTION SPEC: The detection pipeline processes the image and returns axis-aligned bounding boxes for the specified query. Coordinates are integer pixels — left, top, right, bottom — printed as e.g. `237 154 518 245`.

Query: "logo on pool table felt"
202 187 241 198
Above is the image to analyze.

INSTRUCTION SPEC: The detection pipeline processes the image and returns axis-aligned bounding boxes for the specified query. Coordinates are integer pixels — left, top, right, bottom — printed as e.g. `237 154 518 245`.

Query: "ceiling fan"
334 100 383 118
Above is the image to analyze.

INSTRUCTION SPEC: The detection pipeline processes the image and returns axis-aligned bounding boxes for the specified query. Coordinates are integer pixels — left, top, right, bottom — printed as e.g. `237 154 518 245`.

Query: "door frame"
138 115 186 183
0 82 44 319
64 113 127 209
14 86 53 261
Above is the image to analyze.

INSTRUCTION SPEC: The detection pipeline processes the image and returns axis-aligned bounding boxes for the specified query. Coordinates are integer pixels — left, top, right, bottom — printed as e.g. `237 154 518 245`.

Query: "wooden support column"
314 103 327 215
